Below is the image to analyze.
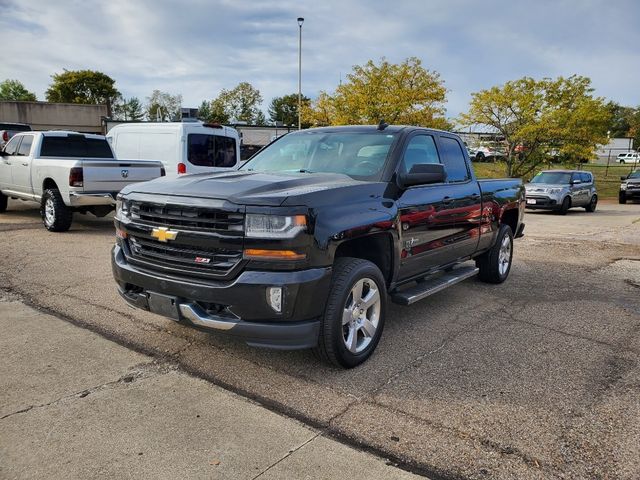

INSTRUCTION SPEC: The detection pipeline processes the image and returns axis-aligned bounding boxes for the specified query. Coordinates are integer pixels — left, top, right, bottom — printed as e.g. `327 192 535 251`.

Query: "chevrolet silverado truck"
112 125 525 367
0 131 164 231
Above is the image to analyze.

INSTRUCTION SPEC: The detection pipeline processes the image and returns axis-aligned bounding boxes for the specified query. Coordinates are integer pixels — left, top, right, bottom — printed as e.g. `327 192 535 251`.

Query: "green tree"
304 57 449 129
0 79 37 101
145 90 182 121
459 75 611 177
268 93 310 127
197 100 212 122
606 102 640 149
46 70 119 115
112 96 145 121
212 82 263 124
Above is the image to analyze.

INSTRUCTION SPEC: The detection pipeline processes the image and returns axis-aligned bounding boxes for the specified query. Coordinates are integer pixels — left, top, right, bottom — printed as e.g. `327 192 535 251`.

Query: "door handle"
21 162 28 166
442 196 454 205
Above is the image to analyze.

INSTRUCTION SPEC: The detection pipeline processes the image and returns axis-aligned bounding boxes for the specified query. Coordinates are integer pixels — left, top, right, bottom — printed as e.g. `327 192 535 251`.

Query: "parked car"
616 152 640 164
0 122 32 148
468 145 506 162
112 125 525 367
0 131 164 231
619 170 640 203
525 170 597 214
107 121 241 177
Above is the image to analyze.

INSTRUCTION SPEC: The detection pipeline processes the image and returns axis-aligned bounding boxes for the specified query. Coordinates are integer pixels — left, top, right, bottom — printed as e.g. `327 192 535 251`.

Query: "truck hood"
121 170 376 206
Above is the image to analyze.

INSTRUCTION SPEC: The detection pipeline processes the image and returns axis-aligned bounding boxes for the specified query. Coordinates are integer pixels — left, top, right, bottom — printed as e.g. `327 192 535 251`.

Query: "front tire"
585 195 597 212
476 224 513 284
619 192 627 204
558 196 571 215
314 258 387 368
0 192 7 213
41 189 73 232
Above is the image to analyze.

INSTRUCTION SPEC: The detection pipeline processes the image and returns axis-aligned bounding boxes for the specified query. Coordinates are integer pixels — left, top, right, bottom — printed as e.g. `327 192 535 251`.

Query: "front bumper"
524 195 560 210
69 192 118 207
112 245 330 349
621 188 640 198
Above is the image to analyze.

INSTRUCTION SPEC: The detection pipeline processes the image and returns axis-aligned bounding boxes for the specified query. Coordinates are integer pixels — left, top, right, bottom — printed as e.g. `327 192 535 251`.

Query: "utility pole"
297 17 304 130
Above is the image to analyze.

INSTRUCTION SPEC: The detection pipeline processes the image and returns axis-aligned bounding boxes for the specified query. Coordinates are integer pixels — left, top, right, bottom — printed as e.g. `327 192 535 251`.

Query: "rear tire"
41 189 73 232
619 192 627 204
313 258 387 368
476 224 513 284
585 195 597 212
0 192 7 213
476 152 485 162
558 196 571 215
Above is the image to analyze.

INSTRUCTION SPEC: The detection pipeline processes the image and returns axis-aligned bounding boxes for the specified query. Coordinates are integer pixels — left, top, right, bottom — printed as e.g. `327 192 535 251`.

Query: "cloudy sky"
1 0 638 120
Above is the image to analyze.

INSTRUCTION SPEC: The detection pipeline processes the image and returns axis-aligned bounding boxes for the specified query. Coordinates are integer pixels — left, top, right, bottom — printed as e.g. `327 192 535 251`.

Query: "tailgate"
80 158 163 192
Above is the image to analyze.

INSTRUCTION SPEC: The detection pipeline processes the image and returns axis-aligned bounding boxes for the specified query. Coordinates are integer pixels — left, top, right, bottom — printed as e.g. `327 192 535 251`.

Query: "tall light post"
297 17 304 130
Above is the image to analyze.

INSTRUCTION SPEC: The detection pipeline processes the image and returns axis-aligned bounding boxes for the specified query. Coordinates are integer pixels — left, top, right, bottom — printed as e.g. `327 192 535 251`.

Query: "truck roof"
299 125 452 135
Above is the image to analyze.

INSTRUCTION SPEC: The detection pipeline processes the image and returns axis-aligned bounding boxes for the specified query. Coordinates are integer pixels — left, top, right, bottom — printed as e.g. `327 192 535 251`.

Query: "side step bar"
391 264 479 306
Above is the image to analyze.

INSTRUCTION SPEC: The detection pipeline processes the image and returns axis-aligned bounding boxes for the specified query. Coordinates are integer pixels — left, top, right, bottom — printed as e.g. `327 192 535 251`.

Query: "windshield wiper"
298 169 314 173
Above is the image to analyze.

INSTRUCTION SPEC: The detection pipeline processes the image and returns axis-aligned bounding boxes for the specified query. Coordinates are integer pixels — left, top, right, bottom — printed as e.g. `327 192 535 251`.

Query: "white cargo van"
106 122 241 177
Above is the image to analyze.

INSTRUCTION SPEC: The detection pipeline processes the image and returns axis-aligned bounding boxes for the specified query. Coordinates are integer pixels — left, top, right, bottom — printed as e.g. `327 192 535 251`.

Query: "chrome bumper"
68 192 117 207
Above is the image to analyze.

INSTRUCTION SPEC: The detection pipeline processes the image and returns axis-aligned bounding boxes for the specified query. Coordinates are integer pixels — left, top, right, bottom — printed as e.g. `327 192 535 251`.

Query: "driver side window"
400 135 440 173
3 136 22 155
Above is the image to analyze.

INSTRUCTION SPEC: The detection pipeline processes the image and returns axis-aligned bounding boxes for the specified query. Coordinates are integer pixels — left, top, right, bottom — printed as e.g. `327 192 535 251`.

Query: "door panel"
12 134 34 194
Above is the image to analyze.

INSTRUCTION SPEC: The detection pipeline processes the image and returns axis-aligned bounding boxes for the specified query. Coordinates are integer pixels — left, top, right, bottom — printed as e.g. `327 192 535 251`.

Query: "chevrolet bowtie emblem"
151 227 178 242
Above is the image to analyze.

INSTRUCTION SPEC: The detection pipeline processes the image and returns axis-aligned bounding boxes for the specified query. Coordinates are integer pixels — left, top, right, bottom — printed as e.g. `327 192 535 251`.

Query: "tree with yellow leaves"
303 57 450 129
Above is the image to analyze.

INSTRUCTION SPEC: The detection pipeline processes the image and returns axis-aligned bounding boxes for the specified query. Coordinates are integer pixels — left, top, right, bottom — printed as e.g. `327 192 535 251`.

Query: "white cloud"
1 0 638 119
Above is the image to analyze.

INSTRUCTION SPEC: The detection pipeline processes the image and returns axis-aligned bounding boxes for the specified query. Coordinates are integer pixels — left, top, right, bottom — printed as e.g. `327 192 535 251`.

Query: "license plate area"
526 198 537 205
147 292 180 321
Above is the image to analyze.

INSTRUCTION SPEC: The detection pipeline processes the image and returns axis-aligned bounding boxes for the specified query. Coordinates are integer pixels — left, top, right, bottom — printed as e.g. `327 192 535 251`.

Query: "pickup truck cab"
112 125 525 367
107 121 241 177
0 131 164 231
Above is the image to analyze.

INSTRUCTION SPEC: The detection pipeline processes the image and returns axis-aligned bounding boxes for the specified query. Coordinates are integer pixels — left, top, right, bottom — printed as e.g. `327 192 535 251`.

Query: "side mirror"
621 176 628 181
398 163 446 188
571 180 581 185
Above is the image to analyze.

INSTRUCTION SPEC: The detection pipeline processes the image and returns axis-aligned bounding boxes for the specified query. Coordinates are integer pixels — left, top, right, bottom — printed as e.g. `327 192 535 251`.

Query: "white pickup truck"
0 131 164 231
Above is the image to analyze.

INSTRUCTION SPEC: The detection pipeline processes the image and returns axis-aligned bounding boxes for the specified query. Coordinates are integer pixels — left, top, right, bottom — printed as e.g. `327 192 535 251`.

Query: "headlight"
116 196 130 218
548 188 563 194
245 214 306 238
621 183 628 191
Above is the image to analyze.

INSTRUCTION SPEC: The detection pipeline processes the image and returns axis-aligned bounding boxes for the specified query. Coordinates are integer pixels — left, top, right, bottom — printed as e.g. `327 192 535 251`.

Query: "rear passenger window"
439 137 470 182
580 172 591 183
188 134 237 167
17 135 33 156
401 135 440 173
40 136 114 158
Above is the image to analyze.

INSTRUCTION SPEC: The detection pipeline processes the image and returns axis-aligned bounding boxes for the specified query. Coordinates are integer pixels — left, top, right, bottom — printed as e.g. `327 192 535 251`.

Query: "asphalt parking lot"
1 199 639 479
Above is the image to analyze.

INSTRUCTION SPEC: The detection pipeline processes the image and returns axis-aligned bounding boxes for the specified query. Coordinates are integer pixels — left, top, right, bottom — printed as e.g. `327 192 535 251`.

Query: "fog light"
266 287 282 313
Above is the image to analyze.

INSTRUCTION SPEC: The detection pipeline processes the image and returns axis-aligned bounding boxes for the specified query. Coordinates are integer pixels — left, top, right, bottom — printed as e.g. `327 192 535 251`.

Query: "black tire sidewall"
41 189 72 232
559 196 570 215
321 258 387 368
0 192 7 213
619 192 626 204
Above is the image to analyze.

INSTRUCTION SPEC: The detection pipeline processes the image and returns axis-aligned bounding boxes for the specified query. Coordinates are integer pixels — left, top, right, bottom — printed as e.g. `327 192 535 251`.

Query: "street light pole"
297 17 304 130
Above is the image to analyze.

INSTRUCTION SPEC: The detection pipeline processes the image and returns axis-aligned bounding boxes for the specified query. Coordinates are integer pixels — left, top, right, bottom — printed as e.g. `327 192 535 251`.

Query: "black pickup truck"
112 125 525 367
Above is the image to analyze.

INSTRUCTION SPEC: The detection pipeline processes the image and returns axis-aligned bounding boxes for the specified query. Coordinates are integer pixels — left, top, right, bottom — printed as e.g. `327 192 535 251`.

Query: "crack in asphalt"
1 360 166 421
251 432 322 479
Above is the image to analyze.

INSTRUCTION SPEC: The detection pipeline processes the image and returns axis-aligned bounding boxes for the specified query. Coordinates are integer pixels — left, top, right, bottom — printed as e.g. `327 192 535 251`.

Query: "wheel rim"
498 235 511 276
342 277 381 354
44 198 55 226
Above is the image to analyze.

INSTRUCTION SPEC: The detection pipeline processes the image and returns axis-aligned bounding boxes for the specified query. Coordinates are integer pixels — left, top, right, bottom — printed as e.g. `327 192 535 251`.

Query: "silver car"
524 170 598 214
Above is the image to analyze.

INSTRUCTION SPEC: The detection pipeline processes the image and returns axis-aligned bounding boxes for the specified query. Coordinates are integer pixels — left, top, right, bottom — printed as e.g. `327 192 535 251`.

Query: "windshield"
530 172 571 184
240 130 399 180
628 171 640 179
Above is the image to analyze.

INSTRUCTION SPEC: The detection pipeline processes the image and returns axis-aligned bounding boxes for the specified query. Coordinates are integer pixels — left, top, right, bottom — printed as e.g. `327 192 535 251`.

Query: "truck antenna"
377 119 388 131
